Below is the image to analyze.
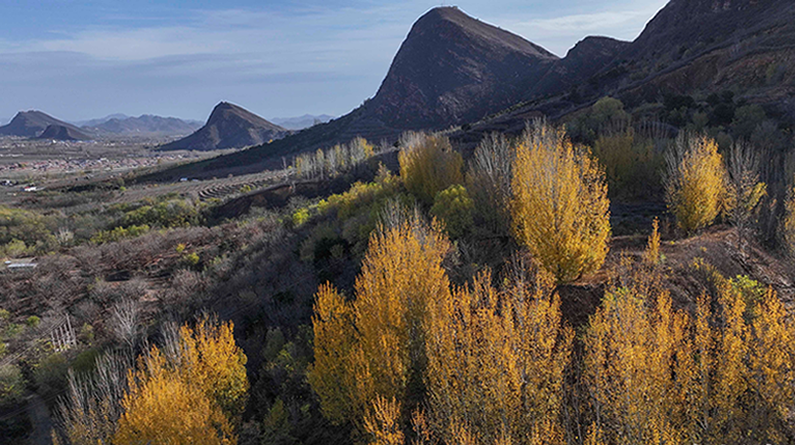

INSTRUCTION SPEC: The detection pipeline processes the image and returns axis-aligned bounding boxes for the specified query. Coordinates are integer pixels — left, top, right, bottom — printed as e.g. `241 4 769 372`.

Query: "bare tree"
110 298 142 351
54 353 131 445
726 140 767 257
466 132 513 235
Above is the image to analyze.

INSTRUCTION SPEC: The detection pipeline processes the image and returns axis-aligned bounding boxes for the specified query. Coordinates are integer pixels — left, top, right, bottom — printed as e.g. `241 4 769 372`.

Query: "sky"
0 0 670 123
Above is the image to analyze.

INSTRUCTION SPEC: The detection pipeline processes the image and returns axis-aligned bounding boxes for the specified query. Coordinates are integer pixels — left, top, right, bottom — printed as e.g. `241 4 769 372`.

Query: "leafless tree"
54 353 131 445
466 132 513 235
726 140 767 257
110 297 142 351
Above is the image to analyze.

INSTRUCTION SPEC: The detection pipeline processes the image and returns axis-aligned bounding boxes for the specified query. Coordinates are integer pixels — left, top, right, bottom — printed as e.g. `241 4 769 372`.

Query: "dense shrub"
398 134 463 204
665 134 728 234
429 185 474 239
90 224 150 244
0 364 25 405
120 199 202 228
511 122 611 283
592 130 664 201
0 205 58 256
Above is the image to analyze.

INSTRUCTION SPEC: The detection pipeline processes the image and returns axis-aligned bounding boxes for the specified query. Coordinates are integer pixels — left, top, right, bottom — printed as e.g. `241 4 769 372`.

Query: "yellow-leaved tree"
584 275 693 444
425 267 573 444
665 134 728 234
113 318 248 445
689 273 795 444
399 133 464 204
308 213 452 431
511 121 611 283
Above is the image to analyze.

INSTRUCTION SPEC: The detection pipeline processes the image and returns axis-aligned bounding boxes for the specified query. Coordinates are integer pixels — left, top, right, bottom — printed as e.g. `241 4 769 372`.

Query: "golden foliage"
425 268 573 444
511 123 611 283
363 396 405 445
113 347 235 445
585 259 795 445
113 318 248 445
584 281 691 444
399 134 464 204
309 215 452 429
307 284 358 424
665 135 728 234
644 217 661 266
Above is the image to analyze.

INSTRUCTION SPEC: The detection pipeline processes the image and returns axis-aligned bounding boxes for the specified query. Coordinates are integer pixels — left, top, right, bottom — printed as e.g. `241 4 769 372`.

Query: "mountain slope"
449 0 795 142
159 102 289 151
0 111 89 138
36 124 92 141
555 0 794 114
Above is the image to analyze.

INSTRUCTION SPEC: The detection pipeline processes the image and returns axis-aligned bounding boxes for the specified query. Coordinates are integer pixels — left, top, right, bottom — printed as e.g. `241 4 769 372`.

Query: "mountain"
36 124 92 141
158 102 289 151
84 115 203 136
530 36 631 98
0 110 89 138
368 7 557 129
271 114 335 130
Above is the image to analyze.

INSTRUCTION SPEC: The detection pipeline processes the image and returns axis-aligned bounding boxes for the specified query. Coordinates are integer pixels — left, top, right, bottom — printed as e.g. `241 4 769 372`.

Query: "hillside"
158 102 289 151
35 124 92 141
0 110 90 138
471 0 795 135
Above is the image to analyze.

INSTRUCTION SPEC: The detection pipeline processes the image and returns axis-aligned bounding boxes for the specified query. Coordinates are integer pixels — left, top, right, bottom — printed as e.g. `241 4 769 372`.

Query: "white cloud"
494 0 668 55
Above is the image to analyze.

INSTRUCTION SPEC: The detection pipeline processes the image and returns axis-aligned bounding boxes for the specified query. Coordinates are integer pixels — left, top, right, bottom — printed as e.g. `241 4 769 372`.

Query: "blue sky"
0 0 669 123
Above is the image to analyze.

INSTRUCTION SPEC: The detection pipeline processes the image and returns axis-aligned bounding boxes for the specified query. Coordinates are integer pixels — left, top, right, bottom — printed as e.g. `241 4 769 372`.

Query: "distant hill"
84 115 203 136
271 114 335 130
0 110 90 138
159 102 289 151
36 124 92 141
74 114 129 127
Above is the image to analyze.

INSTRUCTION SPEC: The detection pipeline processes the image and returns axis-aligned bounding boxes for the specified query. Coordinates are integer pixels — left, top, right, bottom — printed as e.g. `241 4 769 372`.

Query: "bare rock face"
367 7 558 129
159 102 289 151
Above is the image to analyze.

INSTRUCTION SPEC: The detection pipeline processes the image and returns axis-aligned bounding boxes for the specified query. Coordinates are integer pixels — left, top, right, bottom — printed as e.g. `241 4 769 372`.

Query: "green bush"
25 316 40 328
33 353 68 398
430 185 474 238
593 131 664 201
121 199 202 228
0 365 25 406
399 134 463 204
90 224 150 244
0 206 57 255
